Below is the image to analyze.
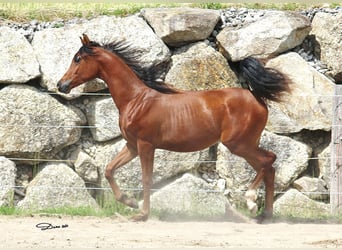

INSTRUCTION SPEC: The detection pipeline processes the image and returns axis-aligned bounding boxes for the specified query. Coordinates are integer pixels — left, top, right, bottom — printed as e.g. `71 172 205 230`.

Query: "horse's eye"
74 55 81 63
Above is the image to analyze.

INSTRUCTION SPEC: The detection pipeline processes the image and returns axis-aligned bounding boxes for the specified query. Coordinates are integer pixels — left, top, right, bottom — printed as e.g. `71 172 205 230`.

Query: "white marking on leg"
245 189 258 215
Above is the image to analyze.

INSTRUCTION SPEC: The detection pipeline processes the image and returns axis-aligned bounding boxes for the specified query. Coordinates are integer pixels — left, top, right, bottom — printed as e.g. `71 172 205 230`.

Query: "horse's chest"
118 109 146 141
119 115 136 140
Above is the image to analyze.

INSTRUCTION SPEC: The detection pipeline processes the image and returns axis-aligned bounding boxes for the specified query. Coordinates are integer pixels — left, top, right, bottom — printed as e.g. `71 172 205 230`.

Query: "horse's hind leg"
224 143 276 221
245 169 265 215
245 148 276 221
104 143 138 208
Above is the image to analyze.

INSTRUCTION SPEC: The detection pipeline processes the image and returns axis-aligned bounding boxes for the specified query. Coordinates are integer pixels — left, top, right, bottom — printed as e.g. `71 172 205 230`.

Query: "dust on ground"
1 215 341 248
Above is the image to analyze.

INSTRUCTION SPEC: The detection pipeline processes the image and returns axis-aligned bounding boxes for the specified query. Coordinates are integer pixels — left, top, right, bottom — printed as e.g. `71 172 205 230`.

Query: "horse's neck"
98 53 148 111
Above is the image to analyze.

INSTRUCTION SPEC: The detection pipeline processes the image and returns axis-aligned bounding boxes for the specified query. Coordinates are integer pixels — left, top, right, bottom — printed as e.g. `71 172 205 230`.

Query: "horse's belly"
157 132 219 152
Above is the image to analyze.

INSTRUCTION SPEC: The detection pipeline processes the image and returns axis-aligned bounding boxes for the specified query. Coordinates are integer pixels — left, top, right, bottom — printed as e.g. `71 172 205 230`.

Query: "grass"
0 3 341 23
0 3 184 22
0 192 136 218
2 203 342 223
0 205 132 217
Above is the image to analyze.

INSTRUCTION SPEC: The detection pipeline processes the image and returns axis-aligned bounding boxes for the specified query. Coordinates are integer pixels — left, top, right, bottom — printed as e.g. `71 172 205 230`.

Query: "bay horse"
57 34 290 222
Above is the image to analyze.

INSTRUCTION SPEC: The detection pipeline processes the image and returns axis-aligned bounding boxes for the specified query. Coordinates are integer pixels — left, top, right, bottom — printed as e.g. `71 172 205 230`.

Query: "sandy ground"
1 215 342 248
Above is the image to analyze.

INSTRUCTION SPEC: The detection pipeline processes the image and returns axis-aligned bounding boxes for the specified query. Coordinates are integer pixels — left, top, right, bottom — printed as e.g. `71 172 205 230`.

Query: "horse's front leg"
131 140 155 222
105 143 138 209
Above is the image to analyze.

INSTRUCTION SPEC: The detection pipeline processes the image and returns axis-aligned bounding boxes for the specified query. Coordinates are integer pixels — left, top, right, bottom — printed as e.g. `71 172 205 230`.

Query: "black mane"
80 40 178 94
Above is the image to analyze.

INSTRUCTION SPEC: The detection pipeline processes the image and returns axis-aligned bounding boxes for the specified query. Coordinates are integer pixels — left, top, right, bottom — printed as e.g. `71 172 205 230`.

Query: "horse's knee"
268 152 276 165
259 151 276 174
104 167 113 180
264 152 276 176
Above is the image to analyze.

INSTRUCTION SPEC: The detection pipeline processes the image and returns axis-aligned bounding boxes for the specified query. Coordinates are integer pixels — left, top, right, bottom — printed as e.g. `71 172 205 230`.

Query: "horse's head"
57 34 100 94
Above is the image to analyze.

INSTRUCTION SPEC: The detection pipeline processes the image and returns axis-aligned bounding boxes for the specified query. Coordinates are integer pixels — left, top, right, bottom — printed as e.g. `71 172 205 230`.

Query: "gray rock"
318 143 331 188
17 163 98 210
165 42 238 90
142 7 220 47
0 157 16 206
311 12 342 83
217 11 311 61
150 173 248 221
293 176 329 201
72 148 99 183
263 132 312 191
274 188 330 218
0 26 41 83
266 52 334 133
0 85 86 161
84 97 120 142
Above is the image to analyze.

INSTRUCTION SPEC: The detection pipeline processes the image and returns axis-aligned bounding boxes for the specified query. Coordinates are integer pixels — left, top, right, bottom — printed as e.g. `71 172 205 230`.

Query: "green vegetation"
0 206 16 215
2 202 342 223
0 2 340 23
0 3 182 22
0 192 136 217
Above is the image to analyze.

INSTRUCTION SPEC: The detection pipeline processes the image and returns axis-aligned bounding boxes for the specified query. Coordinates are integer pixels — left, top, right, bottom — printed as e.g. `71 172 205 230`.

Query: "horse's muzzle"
57 79 72 93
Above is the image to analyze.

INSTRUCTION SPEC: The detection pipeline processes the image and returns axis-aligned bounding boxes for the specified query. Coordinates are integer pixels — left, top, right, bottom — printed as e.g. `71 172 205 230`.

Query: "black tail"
235 57 291 103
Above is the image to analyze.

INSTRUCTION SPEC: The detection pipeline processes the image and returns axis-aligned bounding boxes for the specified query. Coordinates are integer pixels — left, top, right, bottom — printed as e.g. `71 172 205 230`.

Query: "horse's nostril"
57 80 72 93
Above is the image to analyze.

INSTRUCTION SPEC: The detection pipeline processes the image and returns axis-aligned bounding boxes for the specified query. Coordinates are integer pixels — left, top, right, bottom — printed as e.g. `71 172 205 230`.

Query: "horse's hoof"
254 211 273 224
119 194 139 209
130 212 148 222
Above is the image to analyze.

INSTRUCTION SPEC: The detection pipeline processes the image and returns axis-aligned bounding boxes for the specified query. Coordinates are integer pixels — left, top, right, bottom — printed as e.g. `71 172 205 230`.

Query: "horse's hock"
0 6 341 219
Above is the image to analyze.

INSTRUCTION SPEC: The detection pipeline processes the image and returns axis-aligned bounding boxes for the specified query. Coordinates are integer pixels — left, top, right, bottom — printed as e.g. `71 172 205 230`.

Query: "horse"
57 34 290 222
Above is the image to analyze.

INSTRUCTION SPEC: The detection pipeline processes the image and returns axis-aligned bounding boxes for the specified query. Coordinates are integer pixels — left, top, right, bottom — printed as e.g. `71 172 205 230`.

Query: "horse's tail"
235 57 291 103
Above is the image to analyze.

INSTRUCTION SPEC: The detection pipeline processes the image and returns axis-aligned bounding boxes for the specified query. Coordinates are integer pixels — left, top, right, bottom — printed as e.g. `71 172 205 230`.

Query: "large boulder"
84 96 120 142
0 157 16 206
293 176 329 201
0 26 40 83
266 52 334 133
0 85 86 161
32 15 170 98
142 7 220 47
318 143 331 188
311 12 342 83
165 42 238 90
274 188 330 218
17 163 98 210
217 11 311 61
71 148 99 183
150 173 248 221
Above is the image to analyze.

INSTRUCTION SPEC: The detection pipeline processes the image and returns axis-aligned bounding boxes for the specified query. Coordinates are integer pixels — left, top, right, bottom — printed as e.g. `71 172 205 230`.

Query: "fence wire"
0 92 338 219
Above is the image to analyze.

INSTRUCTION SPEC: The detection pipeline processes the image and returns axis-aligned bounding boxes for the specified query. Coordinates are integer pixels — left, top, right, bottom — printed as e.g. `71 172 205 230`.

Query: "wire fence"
0 91 339 219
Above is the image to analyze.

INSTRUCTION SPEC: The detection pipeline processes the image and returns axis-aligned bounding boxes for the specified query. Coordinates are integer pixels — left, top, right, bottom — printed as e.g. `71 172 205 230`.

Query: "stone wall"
0 6 341 219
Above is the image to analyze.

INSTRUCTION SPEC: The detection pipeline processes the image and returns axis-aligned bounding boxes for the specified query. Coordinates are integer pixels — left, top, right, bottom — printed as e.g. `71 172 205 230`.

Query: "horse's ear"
80 34 91 46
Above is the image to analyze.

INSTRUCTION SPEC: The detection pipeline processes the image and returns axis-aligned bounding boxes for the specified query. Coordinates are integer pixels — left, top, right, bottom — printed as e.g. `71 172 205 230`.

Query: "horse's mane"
80 39 178 94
